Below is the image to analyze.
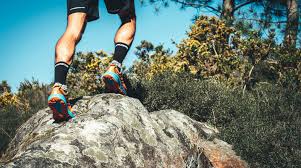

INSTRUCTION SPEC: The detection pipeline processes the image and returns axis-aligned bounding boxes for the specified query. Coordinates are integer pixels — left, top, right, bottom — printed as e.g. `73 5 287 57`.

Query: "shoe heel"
48 96 69 121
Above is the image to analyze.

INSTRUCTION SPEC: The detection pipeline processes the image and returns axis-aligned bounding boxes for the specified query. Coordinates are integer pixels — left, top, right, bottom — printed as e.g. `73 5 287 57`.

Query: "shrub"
131 16 301 90
67 51 112 98
0 79 49 156
130 71 301 168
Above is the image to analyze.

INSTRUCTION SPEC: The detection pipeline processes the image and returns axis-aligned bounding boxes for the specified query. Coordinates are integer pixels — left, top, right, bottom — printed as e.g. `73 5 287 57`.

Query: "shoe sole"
102 74 127 95
48 94 74 121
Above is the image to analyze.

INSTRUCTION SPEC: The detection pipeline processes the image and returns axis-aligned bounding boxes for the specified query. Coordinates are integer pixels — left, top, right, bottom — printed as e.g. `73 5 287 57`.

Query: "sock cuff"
55 61 70 68
53 82 68 92
115 42 130 50
111 60 122 70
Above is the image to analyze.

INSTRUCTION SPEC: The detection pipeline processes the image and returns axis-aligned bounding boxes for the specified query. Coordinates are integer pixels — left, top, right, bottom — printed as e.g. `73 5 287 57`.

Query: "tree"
130 40 173 79
0 81 11 94
146 0 300 46
175 16 249 85
285 0 299 47
221 0 235 24
147 0 261 24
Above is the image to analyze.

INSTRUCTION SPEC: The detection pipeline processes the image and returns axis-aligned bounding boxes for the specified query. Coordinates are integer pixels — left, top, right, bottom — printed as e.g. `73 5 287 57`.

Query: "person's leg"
56 13 87 64
54 13 87 85
112 0 136 65
49 13 87 121
102 0 136 95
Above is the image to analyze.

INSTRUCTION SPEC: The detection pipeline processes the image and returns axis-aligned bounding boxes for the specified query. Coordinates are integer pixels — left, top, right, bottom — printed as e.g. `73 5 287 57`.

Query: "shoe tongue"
115 66 121 72
111 60 122 71
109 64 121 72
53 83 68 94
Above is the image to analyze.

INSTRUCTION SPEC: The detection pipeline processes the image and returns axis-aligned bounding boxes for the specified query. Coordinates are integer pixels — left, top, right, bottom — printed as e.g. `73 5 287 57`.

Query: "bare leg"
55 13 87 64
49 13 87 121
114 17 136 46
103 1 136 95
114 0 136 46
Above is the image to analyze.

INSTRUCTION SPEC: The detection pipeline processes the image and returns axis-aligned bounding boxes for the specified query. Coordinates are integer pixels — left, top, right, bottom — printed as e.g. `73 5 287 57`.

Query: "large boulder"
0 94 248 168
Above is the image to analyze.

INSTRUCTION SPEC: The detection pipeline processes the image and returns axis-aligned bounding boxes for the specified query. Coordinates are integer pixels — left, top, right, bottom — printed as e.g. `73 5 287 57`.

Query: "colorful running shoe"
48 83 75 121
102 61 127 95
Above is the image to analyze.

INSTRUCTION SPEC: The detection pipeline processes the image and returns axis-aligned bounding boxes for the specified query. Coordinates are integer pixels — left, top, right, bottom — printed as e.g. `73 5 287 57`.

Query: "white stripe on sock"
55 63 69 68
115 43 129 50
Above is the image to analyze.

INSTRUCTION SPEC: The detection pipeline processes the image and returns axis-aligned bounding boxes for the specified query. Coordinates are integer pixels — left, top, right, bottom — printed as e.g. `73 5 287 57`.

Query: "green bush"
67 51 112 98
0 106 24 155
0 79 49 156
129 71 301 168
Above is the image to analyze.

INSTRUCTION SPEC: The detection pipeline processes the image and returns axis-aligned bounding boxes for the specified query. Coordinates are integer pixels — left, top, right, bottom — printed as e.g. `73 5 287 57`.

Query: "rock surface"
0 94 248 168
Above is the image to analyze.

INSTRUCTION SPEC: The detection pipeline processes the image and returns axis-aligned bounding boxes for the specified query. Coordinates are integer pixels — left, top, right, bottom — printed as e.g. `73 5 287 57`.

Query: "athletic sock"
112 42 130 64
54 61 70 85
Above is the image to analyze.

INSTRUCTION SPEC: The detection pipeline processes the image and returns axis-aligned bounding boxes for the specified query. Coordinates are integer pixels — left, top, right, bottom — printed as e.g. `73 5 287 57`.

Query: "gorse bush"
17 79 50 115
67 51 112 98
131 16 301 90
0 79 49 155
0 106 23 154
131 71 301 168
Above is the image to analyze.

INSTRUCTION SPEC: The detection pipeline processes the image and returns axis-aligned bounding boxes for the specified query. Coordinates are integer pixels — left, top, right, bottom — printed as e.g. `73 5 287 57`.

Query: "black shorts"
67 0 132 22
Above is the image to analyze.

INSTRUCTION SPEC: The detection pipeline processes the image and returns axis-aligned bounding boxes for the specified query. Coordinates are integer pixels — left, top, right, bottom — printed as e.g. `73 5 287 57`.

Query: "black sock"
54 61 70 85
112 42 130 64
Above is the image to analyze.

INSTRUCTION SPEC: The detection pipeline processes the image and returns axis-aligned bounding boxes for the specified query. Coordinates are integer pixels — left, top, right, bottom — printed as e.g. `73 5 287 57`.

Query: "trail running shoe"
48 83 75 121
102 61 127 95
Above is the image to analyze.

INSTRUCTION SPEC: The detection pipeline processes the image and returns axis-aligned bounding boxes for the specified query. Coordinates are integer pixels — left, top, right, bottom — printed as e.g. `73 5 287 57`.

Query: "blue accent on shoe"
48 94 67 104
102 71 121 84
67 109 75 118
119 84 127 95
102 71 127 95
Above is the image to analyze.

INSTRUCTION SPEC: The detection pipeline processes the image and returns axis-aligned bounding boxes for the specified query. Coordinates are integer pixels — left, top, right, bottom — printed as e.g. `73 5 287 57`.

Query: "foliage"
131 16 301 89
0 79 49 155
0 12 300 168
0 81 11 94
147 0 300 47
128 16 301 167
274 47 301 88
16 78 50 117
132 16 250 85
130 40 173 80
175 16 248 85
131 71 301 168
0 106 24 154
67 51 112 98
0 92 24 110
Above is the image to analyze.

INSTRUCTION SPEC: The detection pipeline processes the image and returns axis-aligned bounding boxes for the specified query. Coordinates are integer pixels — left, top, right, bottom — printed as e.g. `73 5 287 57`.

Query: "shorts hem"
68 10 99 22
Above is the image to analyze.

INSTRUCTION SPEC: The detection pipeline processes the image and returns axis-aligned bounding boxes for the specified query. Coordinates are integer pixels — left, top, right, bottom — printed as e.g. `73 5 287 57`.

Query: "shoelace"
53 83 68 95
